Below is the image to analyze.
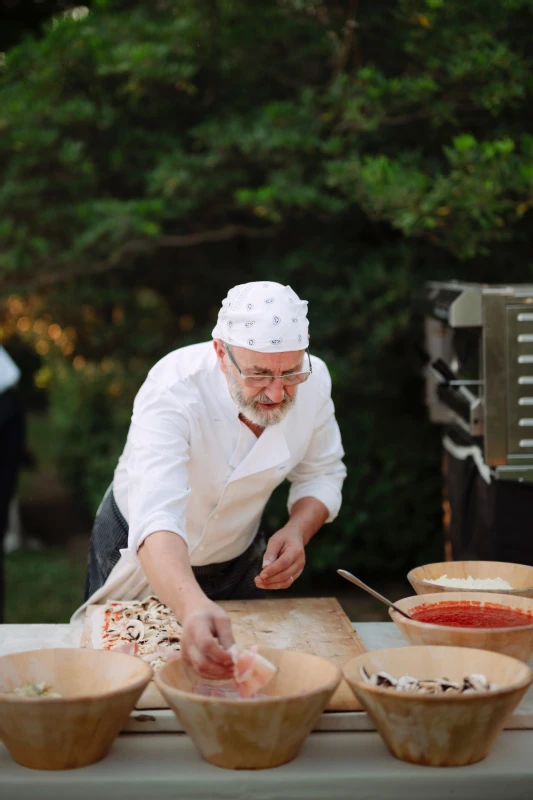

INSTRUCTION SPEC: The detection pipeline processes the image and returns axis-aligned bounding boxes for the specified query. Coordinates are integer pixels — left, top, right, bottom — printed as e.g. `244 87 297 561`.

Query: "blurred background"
1 0 532 623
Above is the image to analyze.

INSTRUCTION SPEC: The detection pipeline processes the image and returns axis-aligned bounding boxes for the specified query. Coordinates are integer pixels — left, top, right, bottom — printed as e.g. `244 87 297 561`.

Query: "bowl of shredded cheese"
408 560 533 599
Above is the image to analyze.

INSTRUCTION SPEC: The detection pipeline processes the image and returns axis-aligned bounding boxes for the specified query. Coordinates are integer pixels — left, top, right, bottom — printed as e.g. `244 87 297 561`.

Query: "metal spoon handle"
337 569 413 620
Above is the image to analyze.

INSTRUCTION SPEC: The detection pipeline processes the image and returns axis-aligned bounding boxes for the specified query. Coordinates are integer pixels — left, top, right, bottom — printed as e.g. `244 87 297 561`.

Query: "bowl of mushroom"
343 645 532 767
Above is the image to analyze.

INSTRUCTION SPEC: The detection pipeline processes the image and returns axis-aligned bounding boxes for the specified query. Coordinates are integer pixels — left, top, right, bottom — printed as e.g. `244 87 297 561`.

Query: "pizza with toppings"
90 596 278 697
91 595 182 671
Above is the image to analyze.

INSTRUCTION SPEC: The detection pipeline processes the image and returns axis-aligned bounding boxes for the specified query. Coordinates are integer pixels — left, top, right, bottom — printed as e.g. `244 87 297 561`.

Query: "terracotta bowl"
154 647 341 770
389 591 533 662
408 560 533 598
0 648 152 770
343 645 532 767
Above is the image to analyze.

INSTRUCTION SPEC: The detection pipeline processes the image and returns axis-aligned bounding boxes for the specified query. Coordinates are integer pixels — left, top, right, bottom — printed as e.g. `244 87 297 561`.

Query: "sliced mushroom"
357 670 498 695
125 620 145 641
417 680 441 691
375 672 398 688
438 679 461 691
463 674 490 692
396 676 419 692
359 666 373 684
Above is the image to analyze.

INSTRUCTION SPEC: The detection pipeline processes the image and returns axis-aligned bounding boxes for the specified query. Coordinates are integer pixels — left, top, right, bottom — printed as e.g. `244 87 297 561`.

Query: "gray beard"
227 369 296 427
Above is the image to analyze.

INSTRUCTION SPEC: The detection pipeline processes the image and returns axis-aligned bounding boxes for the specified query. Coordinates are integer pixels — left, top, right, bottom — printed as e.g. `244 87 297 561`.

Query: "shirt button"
213 513 220 520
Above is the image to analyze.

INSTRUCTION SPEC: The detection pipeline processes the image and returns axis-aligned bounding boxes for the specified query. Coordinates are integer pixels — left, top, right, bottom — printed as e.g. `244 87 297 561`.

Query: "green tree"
1 0 533 577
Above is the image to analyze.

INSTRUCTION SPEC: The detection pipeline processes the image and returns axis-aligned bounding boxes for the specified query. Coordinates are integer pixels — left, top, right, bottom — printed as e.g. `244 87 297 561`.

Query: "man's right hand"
138 532 235 678
180 599 235 679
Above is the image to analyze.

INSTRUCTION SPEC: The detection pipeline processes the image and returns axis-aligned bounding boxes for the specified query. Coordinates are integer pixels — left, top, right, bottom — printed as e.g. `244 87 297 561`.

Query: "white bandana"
212 281 309 352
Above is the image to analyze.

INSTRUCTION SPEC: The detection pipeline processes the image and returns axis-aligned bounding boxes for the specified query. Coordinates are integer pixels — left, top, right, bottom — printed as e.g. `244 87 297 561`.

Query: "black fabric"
445 446 533 565
0 387 25 623
84 487 267 602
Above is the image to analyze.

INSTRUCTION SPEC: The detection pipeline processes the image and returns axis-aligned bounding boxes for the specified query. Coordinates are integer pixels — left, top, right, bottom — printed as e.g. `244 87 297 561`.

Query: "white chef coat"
115 340 345 563
71 341 346 620
0 347 21 393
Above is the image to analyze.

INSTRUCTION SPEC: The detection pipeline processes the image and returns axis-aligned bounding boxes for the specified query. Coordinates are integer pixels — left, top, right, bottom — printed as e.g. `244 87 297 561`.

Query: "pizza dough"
91 595 182 670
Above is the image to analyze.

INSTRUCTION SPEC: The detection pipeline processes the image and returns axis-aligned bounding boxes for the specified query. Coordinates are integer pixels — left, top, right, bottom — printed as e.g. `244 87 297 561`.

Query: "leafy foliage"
2 0 533 576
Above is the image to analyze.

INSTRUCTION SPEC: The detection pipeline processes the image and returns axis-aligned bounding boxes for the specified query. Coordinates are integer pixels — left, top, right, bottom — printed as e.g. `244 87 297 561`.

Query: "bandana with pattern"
212 281 309 352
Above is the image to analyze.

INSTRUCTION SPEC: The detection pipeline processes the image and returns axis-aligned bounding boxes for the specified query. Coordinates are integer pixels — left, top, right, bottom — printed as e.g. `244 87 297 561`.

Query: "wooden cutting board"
81 597 366 712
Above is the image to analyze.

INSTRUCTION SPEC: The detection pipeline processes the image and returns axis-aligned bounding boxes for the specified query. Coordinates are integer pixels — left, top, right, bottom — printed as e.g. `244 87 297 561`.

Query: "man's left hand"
255 525 305 590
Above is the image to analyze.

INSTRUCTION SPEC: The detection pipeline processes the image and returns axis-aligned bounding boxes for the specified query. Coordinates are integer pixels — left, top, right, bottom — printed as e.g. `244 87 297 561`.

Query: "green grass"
6 409 89 623
5 549 86 623
18 411 55 499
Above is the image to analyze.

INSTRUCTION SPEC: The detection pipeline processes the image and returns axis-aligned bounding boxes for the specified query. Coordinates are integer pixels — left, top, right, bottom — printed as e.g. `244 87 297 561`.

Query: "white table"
2 622 533 799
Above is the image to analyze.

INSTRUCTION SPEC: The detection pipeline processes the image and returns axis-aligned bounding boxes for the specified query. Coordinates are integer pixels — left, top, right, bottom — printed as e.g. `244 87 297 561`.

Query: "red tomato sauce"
411 601 533 628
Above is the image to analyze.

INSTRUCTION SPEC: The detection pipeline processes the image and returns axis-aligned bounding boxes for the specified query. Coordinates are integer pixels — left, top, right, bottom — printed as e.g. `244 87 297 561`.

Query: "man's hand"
255 525 305 590
139 532 235 679
181 599 235 679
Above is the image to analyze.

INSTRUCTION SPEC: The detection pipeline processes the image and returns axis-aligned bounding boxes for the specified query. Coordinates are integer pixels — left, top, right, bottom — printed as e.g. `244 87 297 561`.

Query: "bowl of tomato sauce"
389 591 533 662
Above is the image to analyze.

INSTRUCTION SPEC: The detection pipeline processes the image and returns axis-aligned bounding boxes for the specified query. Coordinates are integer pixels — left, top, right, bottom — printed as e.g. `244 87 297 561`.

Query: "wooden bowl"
0 648 152 770
390 592 533 662
343 645 532 767
154 647 341 770
408 560 533 598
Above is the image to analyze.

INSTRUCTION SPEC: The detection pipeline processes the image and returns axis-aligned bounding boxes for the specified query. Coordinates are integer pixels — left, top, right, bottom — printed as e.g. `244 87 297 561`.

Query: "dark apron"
84 487 267 602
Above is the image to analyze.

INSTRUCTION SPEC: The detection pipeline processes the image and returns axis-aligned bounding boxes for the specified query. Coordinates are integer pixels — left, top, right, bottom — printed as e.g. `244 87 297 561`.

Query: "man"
0 345 25 623
74 282 346 678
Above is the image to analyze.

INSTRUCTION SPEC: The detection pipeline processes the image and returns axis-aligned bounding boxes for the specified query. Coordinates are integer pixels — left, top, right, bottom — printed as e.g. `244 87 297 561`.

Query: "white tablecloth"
2 622 533 799
2 730 533 800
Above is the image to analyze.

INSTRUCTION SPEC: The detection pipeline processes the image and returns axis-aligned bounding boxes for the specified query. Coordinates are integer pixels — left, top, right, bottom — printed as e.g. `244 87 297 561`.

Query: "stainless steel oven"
423 281 533 563
424 281 533 482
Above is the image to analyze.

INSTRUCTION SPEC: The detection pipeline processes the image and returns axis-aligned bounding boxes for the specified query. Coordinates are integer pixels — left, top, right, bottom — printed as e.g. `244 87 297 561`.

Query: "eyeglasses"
225 345 312 388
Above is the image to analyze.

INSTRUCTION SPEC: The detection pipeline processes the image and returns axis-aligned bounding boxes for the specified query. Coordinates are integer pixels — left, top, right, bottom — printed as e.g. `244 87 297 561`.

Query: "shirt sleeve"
126 375 192 560
0 346 21 392
286 360 347 523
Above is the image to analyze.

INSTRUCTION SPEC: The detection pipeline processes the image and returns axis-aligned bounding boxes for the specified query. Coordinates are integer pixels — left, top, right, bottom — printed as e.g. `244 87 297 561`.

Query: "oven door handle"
430 359 480 405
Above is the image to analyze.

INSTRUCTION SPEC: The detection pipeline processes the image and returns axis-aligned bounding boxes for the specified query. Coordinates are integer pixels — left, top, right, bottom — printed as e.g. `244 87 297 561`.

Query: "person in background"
0 345 25 622
75 281 346 678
